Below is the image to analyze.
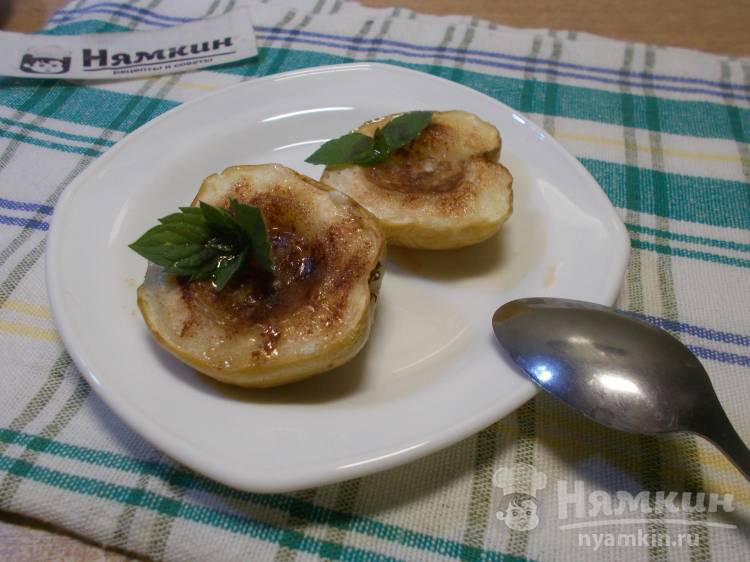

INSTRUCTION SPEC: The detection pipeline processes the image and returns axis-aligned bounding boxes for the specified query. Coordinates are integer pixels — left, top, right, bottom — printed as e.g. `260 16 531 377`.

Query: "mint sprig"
305 111 432 166
129 199 272 290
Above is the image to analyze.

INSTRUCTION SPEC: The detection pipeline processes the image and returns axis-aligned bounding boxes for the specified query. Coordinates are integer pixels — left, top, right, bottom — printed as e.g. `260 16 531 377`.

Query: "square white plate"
47 63 629 492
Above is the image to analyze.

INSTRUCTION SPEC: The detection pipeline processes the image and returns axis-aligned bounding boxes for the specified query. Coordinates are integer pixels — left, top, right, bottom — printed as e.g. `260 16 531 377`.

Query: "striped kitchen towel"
0 1 748 561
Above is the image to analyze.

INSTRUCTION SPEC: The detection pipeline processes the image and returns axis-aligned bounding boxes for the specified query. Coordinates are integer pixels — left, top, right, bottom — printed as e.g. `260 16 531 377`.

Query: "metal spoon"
492 297 750 481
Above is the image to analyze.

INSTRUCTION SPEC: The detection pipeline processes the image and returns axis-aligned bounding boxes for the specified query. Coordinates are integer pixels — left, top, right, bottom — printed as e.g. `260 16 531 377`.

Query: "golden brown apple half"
136 164 386 388
320 110 513 249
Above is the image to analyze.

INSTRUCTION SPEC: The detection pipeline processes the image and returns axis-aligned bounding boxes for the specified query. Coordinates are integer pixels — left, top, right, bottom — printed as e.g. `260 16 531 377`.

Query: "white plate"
47 63 629 492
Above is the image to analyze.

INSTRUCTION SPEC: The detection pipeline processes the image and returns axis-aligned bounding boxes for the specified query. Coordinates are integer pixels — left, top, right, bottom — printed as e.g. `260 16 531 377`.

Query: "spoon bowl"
492 297 750 481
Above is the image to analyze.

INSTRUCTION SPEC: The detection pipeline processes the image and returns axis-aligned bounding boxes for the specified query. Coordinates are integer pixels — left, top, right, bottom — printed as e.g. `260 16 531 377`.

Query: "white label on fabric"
0 7 257 80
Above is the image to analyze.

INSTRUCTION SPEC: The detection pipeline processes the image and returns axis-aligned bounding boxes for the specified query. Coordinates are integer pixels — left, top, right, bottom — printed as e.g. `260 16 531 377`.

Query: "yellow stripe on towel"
556 131 742 163
0 319 59 341
2 299 52 319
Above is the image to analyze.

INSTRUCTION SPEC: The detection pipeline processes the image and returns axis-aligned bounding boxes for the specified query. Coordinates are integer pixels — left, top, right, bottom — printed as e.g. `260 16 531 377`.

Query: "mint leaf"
159 221 210 243
305 111 433 166
199 201 244 244
141 243 208 267
129 224 205 269
212 248 249 291
305 132 373 165
229 199 272 270
368 128 392 164
379 111 432 151
130 199 273 290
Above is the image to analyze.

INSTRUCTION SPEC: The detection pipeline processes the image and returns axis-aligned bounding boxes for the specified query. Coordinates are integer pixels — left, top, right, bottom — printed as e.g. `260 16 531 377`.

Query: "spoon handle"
700 414 750 482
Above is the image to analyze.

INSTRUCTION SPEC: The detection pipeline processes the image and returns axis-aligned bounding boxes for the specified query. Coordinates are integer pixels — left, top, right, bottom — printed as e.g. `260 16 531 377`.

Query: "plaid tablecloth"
1 1 748 560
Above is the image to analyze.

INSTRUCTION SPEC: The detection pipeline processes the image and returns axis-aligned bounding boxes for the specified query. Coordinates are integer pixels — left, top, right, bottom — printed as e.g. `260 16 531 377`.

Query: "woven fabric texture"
0 1 748 560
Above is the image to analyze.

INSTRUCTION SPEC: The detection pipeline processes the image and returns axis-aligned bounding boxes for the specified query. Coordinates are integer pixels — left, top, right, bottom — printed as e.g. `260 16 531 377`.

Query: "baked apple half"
320 110 513 249
136 164 386 388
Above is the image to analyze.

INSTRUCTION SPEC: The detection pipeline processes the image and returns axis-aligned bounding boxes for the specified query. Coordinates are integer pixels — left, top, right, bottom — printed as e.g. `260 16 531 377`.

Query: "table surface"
2 0 749 55
1 0 748 560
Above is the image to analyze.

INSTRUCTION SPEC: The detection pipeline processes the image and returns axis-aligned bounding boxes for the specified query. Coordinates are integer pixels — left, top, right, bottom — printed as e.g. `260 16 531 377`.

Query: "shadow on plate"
387 230 505 280
386 208 544 295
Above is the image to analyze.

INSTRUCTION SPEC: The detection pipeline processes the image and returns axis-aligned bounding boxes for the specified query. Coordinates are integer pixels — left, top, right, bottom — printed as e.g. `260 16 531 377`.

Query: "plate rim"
46 62 630 492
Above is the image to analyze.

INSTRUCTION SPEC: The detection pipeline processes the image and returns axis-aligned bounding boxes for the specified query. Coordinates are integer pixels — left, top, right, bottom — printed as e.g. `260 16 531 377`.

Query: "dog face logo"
20 47 71 75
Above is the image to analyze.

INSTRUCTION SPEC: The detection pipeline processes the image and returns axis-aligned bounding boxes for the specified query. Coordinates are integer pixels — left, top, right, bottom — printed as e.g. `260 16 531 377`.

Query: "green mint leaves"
129 199 272 291
305 111 432 166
